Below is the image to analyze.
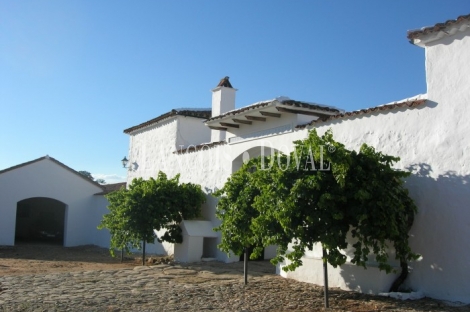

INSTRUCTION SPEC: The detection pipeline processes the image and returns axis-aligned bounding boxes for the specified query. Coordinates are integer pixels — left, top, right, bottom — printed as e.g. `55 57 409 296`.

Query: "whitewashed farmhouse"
0 13 468 304
123 14 470 303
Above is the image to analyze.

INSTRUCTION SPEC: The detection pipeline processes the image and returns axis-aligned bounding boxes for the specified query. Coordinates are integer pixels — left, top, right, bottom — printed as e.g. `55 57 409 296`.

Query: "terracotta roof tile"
124 109 211 134
94 182 126 195
296 99 426 129
407 13 470 40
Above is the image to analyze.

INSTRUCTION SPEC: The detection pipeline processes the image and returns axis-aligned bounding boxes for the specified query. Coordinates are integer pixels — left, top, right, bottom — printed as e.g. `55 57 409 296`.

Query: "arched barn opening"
15 197 66 245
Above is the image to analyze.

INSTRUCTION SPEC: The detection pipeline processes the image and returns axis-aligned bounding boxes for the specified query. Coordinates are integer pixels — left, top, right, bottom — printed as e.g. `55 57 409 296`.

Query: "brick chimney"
211 76 236 142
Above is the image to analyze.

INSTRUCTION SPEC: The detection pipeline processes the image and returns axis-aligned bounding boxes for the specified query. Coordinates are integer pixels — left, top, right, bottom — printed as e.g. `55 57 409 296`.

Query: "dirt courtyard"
1 244 469 311
0 243 145 276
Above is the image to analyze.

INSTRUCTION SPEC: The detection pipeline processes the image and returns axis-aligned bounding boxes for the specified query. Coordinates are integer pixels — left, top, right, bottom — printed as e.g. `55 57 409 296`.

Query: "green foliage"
78 170 94 180
98 171 206 256
213 162 263 258
78 170 106 184
214 129 419 273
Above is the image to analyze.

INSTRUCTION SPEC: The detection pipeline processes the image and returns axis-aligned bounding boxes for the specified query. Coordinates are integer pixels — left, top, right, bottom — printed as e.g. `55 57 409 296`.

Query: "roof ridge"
0 156 105 190
124 109 212 134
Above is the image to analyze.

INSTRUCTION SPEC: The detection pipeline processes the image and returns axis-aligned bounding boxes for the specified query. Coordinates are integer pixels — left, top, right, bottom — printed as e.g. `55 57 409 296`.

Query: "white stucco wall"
91 194 113 248
126 118 179 182
0 158 104 247
174 236 204 262
176 116 211 148
407 28 470 303
225 113 297 141
291 29 470 302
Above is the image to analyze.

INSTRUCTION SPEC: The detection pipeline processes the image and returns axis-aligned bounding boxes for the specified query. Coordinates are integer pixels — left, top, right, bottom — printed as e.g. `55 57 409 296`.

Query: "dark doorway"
239 246 265 261
15 197 66 245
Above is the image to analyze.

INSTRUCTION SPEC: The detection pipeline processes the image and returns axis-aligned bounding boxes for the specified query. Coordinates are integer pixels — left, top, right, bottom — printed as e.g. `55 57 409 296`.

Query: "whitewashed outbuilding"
123 14 470 303
0 156 112 247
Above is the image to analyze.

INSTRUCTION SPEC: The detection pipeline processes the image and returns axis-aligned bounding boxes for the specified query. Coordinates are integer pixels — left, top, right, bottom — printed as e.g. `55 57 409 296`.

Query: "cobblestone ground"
1 261 469 312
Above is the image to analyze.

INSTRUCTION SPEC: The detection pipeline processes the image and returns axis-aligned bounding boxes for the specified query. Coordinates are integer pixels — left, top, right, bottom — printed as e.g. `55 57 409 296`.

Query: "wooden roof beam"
245 115 266 122
276 107 331 119
232 118 252 125
208 126 227 131
220 122 239 128
260 111 281 118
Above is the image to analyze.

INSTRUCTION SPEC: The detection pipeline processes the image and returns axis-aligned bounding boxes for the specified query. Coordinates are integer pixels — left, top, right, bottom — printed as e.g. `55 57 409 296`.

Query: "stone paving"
0 261 469 312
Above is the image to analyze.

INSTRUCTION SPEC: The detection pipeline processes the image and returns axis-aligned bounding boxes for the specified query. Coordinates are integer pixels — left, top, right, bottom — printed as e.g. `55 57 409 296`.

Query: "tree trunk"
323 248 329 308
142 241 146 266
244 247 248 285
389 260 408 292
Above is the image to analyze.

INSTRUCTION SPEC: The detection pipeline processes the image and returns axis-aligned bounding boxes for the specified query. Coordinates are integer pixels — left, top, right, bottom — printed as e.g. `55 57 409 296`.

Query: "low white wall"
264 245 277 260
278 258 398 294
174 236 203 262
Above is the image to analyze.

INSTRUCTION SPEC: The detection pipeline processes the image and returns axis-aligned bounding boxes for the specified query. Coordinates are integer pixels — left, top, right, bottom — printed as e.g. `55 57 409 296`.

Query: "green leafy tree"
213 163 263 259
78 170 106 184
98 186 136 256
98 171 206 265
214 129 418 304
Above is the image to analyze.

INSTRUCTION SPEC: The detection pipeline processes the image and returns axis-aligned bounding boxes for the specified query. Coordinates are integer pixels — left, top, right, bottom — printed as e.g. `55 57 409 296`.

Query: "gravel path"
0 261 468 311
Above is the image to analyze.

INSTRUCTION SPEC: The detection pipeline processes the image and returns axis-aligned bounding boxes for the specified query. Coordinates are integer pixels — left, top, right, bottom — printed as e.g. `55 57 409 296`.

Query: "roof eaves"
407 13 470 45
280 100 344 114
205 99 343 123
205 100 274 123
296 99 426 129
124 109 211 134
0 156 105 191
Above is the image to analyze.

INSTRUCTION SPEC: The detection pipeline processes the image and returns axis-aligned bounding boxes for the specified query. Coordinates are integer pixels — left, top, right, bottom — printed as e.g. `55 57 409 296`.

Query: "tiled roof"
206 99 342 122
124 108 211 134
174 141 226 154
0 156 105 190
296 99 426 129
407 13 470 41
94 182 126 195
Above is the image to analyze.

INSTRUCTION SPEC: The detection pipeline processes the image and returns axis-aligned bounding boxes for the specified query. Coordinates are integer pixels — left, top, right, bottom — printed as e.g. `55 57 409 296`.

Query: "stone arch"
231 145 280 173
15 197 67 245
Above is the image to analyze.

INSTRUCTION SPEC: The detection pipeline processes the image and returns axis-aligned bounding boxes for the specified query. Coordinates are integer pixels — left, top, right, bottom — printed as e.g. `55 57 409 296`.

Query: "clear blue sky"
1 1 469 183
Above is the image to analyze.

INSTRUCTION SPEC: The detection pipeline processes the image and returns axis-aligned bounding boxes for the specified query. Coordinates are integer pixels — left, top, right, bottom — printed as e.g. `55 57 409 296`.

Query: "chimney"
211 76 237 142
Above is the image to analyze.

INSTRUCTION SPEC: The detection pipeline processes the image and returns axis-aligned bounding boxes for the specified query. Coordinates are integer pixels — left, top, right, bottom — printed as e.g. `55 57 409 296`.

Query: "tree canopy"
214 129 419 281
98 171 206 260
78 170 106 184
